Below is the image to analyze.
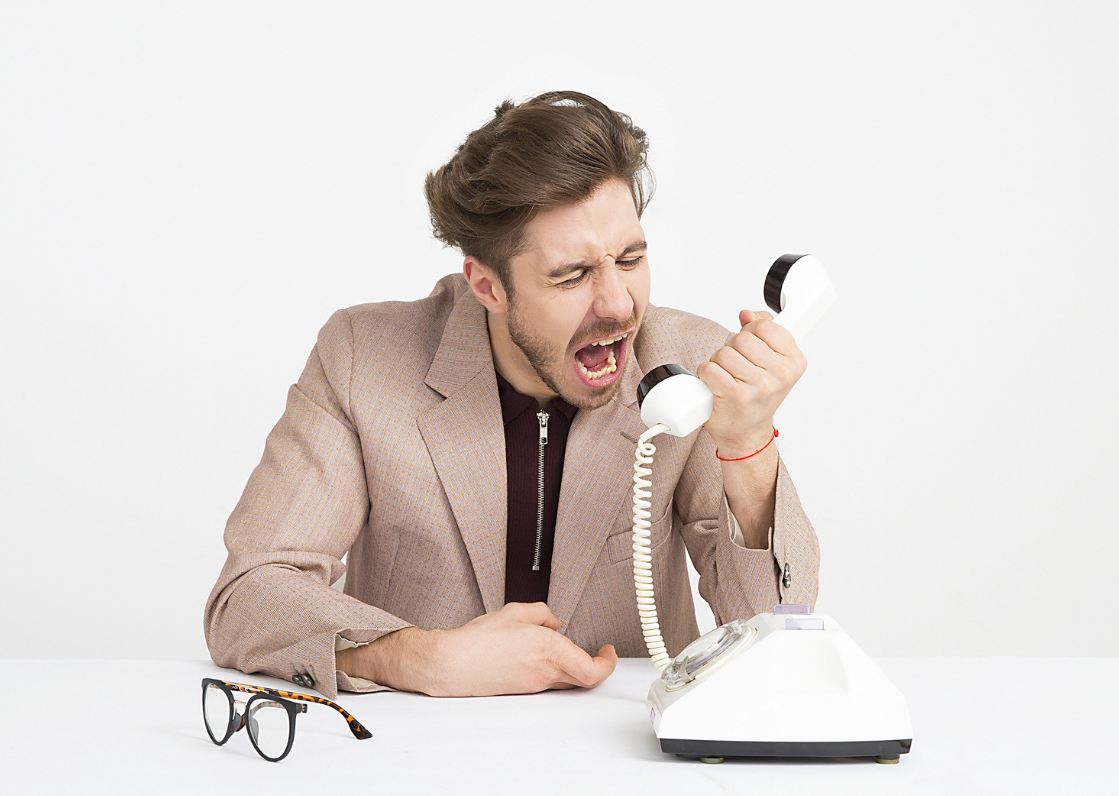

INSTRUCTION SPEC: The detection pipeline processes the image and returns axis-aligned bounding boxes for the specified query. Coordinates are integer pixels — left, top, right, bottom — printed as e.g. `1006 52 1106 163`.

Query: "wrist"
715 426 778 462
343 627 439 694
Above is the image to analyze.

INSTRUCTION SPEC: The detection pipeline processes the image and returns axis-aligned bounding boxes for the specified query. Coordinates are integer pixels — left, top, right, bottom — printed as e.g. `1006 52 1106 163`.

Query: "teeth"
577 347 617 381
591 333 628 347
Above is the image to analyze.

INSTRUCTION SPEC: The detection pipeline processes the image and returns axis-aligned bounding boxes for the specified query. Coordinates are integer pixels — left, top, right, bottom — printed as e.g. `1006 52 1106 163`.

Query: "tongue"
575 342 610 369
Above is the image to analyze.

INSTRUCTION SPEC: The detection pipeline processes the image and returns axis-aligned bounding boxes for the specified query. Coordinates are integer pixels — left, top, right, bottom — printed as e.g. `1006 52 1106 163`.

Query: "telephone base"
648 612 913 765
663 737 913 761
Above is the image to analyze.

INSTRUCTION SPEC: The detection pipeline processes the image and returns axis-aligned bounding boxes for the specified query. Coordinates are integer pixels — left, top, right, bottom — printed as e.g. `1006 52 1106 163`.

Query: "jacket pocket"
604 500 673 563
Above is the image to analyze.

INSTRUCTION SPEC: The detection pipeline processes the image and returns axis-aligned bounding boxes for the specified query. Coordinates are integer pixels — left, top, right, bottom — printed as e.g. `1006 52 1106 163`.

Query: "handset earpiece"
764 254 837 342
636 254 834 438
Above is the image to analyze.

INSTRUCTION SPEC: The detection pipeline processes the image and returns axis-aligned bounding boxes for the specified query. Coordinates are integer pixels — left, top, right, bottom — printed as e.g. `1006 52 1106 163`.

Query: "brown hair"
424 91 654 290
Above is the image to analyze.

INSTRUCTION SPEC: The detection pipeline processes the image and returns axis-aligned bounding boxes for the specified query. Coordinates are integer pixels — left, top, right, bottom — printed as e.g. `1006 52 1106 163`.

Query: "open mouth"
573 332 629 386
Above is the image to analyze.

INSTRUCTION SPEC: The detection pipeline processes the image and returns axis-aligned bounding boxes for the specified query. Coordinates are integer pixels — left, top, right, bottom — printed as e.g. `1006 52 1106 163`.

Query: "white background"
2 1 1116 660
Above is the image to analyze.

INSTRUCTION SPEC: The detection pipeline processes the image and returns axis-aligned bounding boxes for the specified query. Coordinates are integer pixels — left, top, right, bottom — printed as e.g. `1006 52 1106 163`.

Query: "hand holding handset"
631 255 835 671
636 254 836 439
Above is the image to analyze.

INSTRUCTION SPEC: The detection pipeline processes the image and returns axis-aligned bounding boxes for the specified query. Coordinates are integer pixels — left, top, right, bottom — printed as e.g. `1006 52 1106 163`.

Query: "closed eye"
557 255 644 287
559 270 588 286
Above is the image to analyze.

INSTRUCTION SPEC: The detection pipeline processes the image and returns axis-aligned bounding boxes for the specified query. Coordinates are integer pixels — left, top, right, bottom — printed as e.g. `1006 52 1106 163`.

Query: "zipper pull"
537 411 549 444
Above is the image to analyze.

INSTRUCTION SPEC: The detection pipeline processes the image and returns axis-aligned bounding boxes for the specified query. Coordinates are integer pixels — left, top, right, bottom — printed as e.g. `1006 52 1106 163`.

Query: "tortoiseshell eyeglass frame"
202 678 372 762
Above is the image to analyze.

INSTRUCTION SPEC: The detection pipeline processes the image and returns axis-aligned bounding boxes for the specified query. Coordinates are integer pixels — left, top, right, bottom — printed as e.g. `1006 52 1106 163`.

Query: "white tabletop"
2 657 1115 795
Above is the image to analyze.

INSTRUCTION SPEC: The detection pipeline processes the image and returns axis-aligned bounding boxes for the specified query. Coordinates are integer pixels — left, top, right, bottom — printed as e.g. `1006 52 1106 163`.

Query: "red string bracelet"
715 428 779 462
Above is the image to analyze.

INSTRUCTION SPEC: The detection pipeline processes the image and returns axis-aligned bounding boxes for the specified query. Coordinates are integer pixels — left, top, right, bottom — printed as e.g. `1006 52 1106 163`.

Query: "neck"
486 311 557 404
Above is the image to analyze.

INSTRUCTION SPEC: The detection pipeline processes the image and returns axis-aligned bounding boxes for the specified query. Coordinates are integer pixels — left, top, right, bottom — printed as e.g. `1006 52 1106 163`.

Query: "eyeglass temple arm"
223 681 372 740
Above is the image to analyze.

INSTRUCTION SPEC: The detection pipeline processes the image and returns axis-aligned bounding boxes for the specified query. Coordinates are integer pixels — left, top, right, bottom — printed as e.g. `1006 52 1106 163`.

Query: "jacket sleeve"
203 309 411 699
674 425 821 625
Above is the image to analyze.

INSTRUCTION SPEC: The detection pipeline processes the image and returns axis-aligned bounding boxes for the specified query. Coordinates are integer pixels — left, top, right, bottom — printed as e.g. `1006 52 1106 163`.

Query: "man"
204 91 820 700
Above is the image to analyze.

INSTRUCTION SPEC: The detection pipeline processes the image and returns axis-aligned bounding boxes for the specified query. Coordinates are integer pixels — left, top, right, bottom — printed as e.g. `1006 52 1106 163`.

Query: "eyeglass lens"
247 699 291 760
203 682 233 742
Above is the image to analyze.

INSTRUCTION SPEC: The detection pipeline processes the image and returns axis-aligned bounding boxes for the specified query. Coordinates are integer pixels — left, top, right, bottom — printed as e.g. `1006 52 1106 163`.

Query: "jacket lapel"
417 289 508 615
549 346 648 634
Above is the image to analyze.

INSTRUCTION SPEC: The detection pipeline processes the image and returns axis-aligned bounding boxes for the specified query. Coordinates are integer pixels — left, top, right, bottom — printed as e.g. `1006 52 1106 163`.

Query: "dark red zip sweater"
495 371 577 605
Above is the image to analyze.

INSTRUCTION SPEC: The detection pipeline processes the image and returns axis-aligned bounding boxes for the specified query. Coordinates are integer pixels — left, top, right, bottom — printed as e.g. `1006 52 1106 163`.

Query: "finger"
553 642 618 688
739 309 774 328
575 645 620 689
697 358 760 400
710 341 779 384
715 339 803 398
585 644 619 686
751 317 802 360
733 320 801 368
506 601 563 630
534 602 563 630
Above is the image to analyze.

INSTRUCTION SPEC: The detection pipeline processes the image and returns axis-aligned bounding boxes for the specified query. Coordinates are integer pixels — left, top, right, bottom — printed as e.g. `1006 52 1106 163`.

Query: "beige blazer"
204 274 820 698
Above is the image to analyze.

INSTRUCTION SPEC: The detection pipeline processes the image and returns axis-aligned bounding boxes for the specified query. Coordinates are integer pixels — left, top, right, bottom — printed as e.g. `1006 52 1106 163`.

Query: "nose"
593 261 634 322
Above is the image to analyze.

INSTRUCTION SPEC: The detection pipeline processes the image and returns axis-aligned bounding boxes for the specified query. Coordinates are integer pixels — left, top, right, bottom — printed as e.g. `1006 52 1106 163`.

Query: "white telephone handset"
635 254 836 439
631 256 912 764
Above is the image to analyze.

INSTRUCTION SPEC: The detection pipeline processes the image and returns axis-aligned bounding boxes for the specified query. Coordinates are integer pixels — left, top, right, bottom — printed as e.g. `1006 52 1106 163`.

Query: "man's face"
501 179 650 410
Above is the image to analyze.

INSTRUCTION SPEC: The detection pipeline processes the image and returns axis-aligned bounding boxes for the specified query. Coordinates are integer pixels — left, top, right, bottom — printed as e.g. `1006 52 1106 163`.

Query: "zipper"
532 410 549 571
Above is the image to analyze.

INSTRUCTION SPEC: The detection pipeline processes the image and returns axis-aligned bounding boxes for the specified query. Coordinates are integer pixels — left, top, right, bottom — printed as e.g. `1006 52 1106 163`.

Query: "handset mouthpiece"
636 364 713 437
764 254 836 341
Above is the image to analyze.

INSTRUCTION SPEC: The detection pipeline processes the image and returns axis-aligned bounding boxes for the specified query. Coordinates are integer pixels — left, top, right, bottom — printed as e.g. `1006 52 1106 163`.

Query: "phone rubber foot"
875 756 900 765
699 757 724 765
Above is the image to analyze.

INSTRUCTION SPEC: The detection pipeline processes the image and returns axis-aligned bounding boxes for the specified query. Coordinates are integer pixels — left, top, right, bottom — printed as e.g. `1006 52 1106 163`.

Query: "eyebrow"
546 241 648 279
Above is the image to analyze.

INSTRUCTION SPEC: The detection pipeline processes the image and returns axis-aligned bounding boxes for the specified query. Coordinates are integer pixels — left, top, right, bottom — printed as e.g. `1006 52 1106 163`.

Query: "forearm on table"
335 627 441 695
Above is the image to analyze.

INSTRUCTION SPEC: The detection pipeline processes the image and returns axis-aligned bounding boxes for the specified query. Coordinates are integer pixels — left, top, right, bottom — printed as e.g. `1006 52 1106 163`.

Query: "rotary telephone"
630 256 912 764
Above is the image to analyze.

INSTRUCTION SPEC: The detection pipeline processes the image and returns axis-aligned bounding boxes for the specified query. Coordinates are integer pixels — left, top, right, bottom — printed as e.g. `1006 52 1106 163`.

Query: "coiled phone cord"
632 422 672 673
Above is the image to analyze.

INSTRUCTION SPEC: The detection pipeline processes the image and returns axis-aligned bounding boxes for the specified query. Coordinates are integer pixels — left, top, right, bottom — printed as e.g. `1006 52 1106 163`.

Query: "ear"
463 256 509 314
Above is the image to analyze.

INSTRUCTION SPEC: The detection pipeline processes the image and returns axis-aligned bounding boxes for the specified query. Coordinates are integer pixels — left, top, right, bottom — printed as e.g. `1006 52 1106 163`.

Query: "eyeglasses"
201 678 372 762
